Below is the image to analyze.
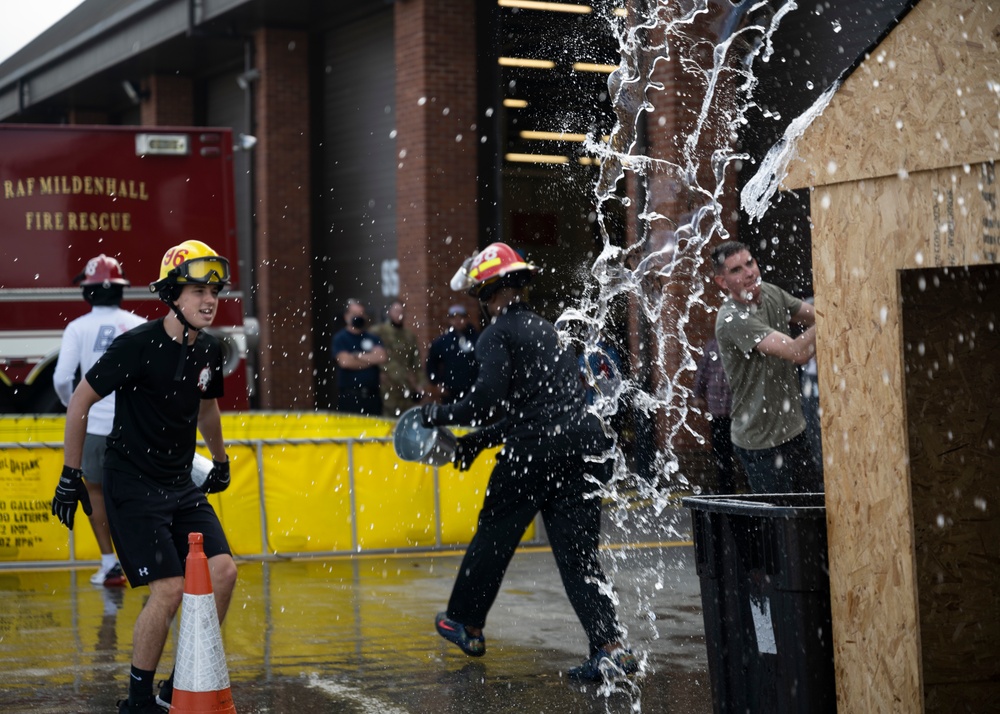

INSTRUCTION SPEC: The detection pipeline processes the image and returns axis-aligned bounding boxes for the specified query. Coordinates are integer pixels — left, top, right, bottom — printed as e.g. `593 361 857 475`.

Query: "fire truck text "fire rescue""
4 176 150 233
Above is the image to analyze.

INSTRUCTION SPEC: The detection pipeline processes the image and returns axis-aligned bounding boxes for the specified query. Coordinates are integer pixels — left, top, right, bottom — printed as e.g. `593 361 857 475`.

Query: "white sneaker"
90 562 127 587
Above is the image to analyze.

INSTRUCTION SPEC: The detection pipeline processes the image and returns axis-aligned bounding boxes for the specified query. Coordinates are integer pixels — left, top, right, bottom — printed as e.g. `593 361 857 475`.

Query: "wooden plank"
784 1 1000 190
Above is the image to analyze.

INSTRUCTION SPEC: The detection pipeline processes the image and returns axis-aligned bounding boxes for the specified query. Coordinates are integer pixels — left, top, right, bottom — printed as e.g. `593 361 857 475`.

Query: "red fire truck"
0 124 254 413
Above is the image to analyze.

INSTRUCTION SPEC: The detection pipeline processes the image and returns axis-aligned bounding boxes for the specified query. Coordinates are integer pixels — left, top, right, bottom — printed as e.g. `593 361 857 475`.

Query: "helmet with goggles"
450 242 536 298
149 240 230 302
150 240 231 379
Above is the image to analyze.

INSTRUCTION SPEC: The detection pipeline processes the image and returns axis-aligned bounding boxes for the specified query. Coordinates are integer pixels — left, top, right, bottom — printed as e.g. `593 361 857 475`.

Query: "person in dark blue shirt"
426 304 479 404
332 299 387 415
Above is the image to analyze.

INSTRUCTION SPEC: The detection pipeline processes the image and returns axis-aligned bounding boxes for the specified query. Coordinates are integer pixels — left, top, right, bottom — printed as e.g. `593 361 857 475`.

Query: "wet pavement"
0 501 713 713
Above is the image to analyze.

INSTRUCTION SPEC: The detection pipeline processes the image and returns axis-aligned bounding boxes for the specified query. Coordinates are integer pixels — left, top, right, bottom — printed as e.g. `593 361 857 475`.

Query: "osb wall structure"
782 1 999 712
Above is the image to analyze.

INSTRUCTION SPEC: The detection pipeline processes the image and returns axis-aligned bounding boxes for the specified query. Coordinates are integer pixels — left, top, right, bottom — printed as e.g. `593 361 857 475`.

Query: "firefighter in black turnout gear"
422 242 638 682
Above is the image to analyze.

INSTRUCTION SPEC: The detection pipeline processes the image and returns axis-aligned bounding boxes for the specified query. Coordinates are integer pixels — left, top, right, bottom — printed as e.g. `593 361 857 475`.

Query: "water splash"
742 81 839 222
560 0 835 691
579 0 802 485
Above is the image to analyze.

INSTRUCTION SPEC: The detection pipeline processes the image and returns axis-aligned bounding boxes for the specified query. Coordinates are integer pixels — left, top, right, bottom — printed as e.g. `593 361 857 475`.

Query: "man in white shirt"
53 255 145 586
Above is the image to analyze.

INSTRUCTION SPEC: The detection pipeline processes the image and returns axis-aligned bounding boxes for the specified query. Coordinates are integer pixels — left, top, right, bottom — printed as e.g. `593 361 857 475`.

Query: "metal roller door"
316 7 397 408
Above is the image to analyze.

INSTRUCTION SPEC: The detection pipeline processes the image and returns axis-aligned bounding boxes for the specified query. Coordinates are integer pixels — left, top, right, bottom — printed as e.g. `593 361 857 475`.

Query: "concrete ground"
0 500 715 713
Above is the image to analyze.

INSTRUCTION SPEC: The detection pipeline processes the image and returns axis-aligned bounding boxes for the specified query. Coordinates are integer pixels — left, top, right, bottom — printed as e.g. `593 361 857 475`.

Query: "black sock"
128 665 156 704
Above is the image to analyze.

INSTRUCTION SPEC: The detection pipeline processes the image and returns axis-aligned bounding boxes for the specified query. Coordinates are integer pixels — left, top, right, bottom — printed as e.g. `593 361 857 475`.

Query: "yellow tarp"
0 412 522 564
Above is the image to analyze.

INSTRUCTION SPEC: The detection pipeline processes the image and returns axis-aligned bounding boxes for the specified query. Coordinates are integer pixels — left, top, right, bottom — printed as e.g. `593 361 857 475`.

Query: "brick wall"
252 28 314 409
394 0 480 353
67 109 109 125
638 4 741 455
141 75 193 126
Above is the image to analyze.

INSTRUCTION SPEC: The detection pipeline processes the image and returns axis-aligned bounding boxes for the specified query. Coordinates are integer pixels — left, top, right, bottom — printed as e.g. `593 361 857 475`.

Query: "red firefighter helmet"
74 254 130 287
450 242 536 297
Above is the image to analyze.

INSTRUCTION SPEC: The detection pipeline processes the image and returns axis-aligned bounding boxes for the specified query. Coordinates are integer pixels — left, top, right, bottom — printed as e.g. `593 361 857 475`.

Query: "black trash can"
683 493 836 714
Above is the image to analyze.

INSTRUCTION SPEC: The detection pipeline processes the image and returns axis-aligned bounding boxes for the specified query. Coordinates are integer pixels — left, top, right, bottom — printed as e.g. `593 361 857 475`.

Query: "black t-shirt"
86 318 224 485
439 302 609 453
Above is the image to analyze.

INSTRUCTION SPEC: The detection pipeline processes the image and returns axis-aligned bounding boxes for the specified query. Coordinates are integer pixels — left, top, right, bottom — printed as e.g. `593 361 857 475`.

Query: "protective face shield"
450 242 536 298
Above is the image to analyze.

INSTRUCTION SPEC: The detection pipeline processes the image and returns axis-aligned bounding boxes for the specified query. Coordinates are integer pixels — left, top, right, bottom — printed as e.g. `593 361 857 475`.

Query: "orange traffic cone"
169 532 237 713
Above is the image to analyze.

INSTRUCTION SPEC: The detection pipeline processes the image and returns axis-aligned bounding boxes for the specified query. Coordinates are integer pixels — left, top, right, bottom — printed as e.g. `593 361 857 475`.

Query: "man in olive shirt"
371 301 425 417
711 241 821 493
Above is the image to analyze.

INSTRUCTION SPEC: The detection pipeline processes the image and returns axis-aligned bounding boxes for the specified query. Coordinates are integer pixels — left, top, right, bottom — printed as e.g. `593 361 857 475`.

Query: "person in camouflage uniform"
371 301 425 417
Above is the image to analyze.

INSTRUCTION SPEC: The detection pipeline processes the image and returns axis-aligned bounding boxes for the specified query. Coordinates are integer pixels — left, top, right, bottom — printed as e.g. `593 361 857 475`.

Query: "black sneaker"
435 612 486 657
155 678 172 708
116 697 167 713
568 647 639 682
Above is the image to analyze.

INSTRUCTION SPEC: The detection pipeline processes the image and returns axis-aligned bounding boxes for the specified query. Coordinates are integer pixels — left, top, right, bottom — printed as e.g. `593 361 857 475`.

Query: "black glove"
452 435 485 472
201 459 231 494
420 403 442 428
51 465 92 530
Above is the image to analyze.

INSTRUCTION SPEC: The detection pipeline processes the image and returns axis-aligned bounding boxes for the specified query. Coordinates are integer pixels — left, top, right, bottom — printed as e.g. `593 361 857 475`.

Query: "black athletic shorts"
103 467 232 587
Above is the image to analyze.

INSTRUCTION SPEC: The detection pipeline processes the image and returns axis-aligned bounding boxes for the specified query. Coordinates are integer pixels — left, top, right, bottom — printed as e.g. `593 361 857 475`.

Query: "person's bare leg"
132 576 184 670
208 554 238 623
85 480 115 555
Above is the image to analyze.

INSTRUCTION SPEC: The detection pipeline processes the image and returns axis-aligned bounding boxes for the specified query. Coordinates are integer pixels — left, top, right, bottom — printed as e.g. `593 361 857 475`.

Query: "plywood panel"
810 161 999 712
784 1 1000 190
